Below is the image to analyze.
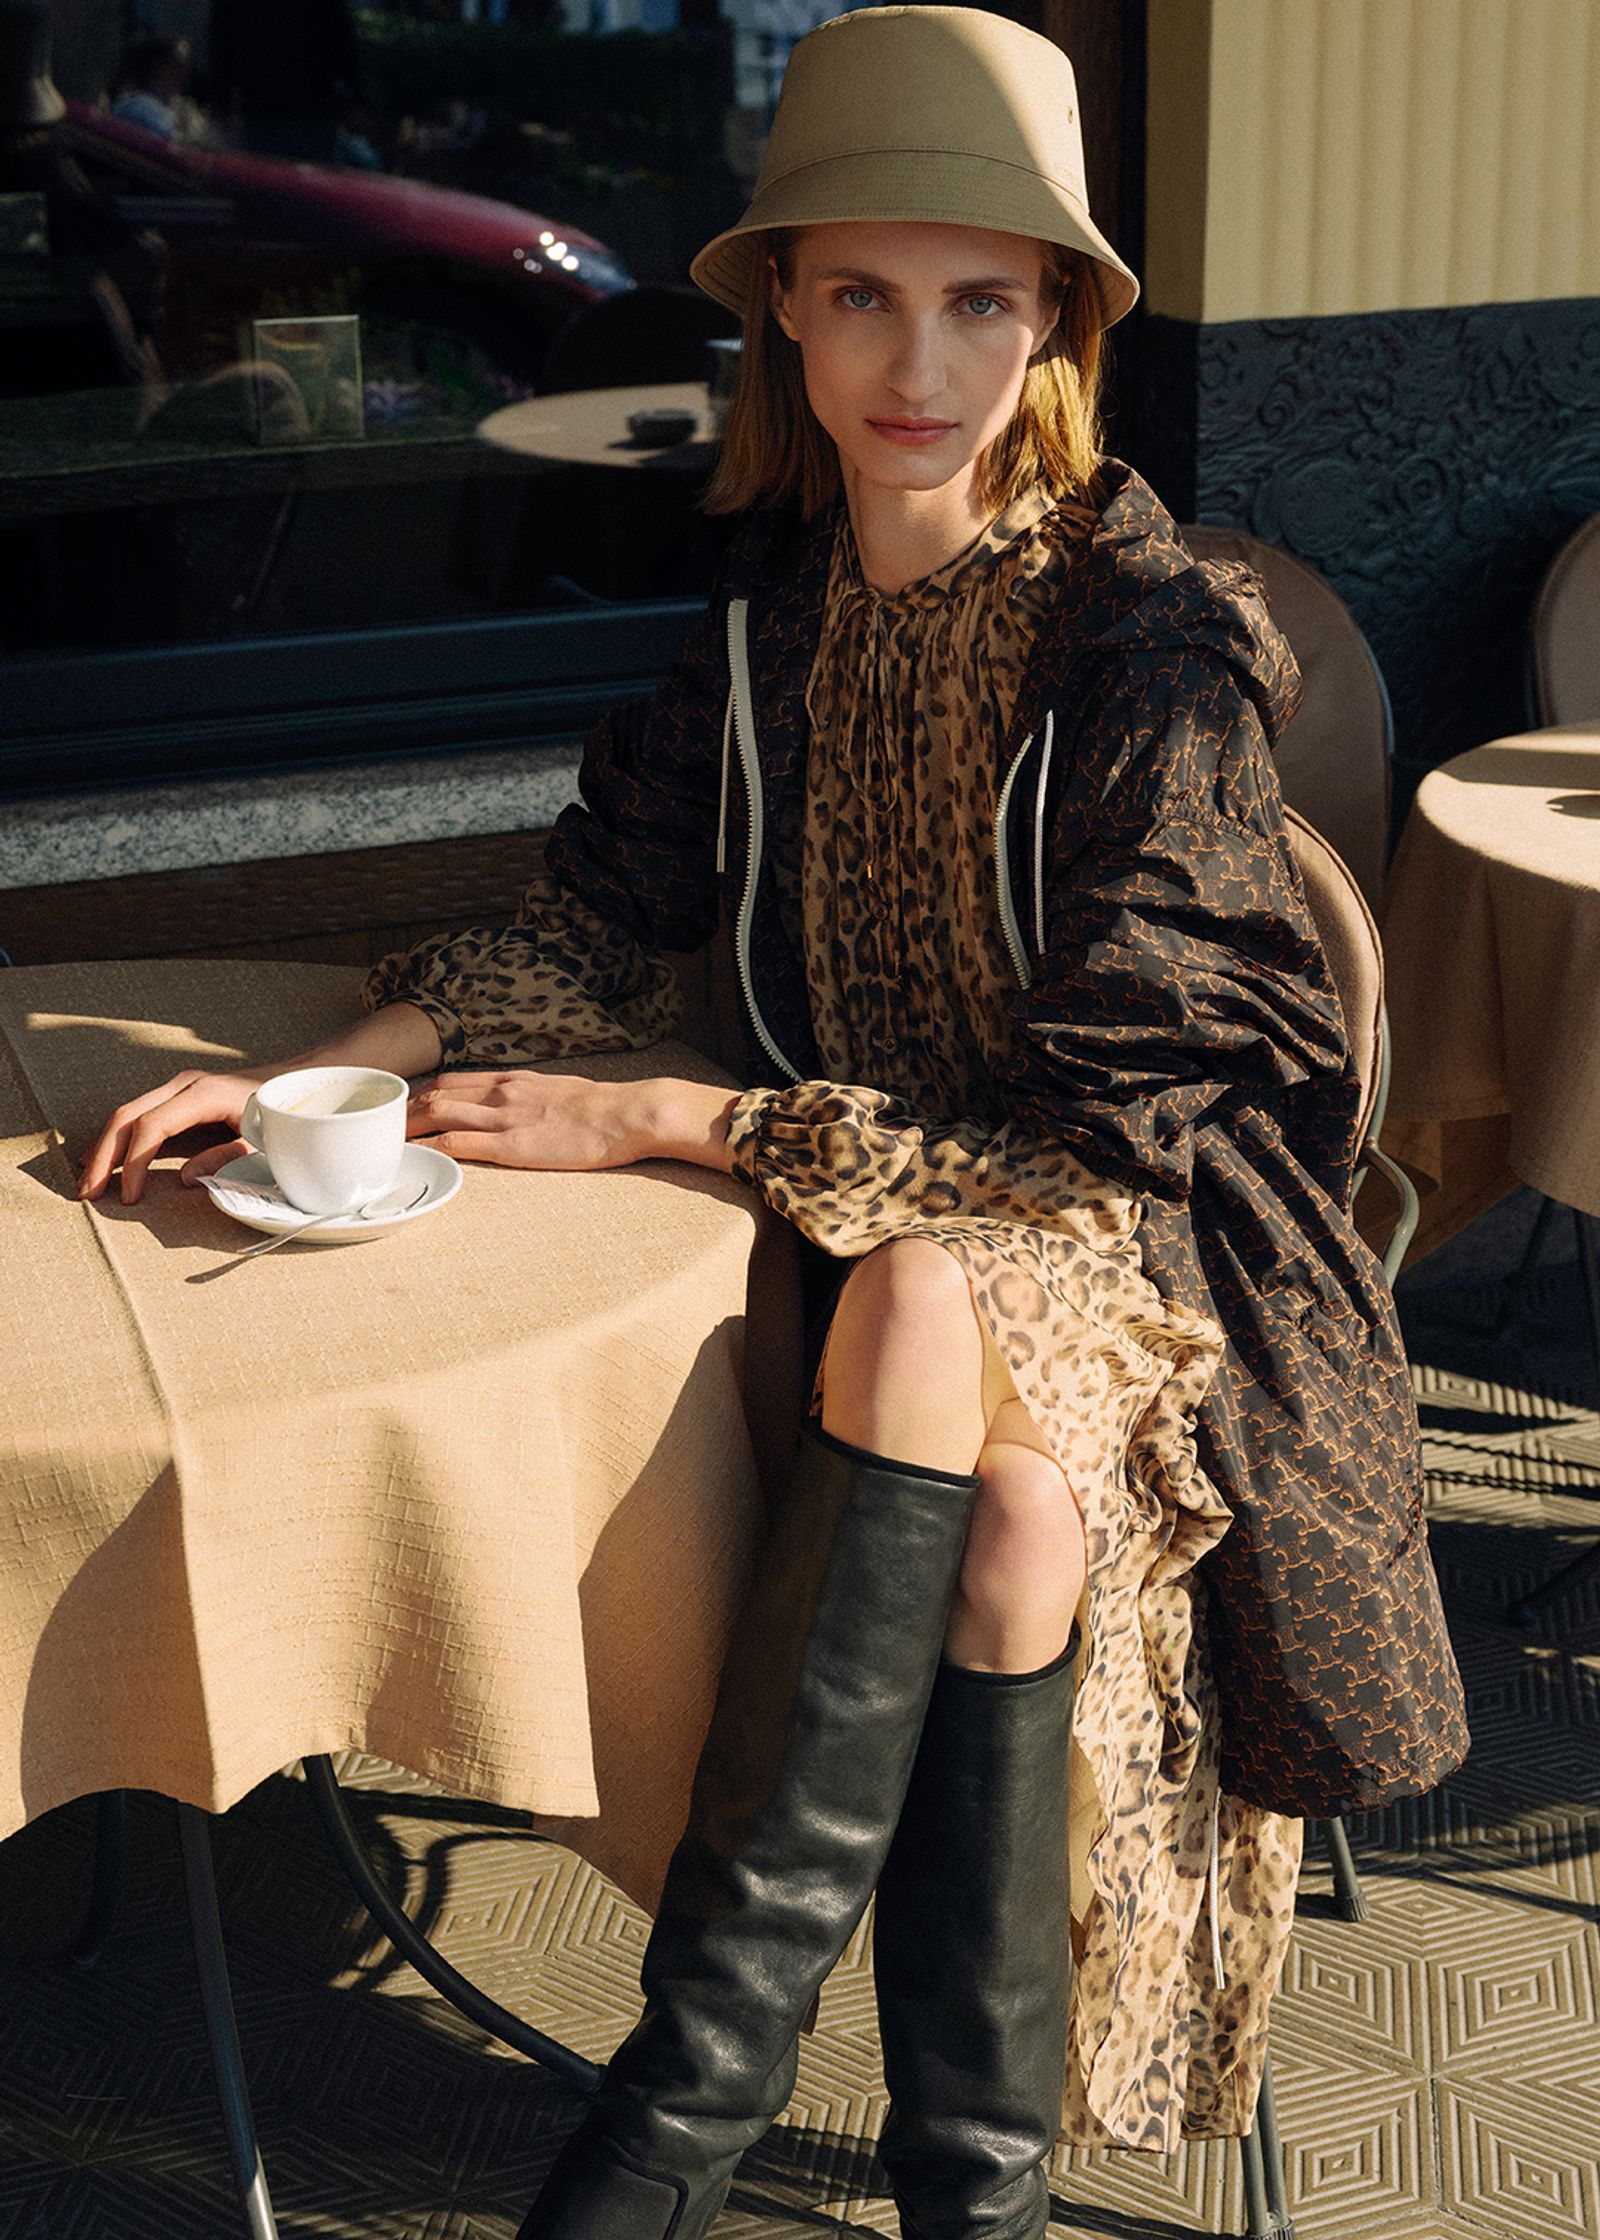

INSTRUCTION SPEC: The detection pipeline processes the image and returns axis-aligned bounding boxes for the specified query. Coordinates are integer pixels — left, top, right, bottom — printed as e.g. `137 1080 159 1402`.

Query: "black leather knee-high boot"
516 1422 981 2240
871 1634 1078 2240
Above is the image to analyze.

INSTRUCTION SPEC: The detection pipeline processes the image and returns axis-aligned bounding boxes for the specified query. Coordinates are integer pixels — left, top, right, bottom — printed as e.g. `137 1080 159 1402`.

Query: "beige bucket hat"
690 6 1139 329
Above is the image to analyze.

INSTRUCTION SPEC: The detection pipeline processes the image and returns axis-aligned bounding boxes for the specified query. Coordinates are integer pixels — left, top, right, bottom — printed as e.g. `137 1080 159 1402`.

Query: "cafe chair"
1231 808 1427 2238
1284 808 1418 1276
1279 806 1419 1935
1180 523 1404 1940
1529 509 1600 725
1224 810 1422 2240
1281 806 1425 1908
1181 526 1394 907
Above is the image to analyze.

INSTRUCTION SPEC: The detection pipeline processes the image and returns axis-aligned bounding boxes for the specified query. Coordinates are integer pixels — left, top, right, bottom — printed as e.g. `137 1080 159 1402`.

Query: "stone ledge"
1 743 584 893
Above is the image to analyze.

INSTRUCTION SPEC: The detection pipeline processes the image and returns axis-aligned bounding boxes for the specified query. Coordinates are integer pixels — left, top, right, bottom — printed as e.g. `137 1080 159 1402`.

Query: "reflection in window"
4 0 818 656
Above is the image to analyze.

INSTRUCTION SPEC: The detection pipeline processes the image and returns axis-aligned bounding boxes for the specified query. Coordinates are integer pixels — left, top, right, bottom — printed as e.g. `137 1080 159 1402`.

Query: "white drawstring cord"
1031 707 1055 957
1208 1789 1227 1988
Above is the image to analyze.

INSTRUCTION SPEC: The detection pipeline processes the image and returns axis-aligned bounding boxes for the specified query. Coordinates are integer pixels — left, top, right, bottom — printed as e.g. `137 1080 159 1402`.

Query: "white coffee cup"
241 1066 408 1216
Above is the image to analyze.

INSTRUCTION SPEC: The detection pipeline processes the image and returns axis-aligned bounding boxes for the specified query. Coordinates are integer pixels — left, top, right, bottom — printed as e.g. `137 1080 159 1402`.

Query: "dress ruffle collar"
836 482 1059 615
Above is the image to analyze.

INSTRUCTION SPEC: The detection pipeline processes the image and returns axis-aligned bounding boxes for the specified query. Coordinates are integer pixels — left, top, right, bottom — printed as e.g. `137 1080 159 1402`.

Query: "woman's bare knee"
967 1442 1082 1578
820 1239 988 1471
837 1237 975 1325
945 1439 1084 1672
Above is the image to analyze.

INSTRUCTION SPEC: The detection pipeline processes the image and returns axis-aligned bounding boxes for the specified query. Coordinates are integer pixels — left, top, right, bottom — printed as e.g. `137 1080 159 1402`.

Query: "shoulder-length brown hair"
703 229 1105 519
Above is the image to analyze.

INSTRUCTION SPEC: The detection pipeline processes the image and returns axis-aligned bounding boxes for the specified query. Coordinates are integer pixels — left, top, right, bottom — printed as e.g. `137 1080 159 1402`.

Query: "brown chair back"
1181 525 1392 909
1283 805 1383 1143
1530 512 1600 725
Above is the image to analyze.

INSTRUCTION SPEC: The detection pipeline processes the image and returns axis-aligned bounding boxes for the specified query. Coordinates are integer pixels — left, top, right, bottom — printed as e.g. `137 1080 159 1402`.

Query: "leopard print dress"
367 490 1305 2149
724 492 1304 2148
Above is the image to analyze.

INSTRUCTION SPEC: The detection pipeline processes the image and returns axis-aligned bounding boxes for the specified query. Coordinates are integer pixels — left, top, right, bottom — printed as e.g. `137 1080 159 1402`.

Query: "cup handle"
241 1090 264 1150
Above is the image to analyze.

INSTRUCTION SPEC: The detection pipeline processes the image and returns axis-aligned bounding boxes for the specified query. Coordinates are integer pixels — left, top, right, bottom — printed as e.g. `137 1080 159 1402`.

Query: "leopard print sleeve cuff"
724 1077 1148 1259
363 870 683 1065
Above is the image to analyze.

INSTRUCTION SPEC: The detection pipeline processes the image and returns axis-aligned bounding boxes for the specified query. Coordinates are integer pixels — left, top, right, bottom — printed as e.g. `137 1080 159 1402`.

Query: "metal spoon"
230 1177 430 1261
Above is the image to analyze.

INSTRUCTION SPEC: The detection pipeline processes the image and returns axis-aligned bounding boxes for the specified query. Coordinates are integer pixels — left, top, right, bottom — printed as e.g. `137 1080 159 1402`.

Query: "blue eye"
841 287 876 310
966 296 1002 317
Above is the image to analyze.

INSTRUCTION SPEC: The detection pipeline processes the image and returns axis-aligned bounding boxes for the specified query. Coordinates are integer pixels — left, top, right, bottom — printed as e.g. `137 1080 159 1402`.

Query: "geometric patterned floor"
1 1189 1595 2239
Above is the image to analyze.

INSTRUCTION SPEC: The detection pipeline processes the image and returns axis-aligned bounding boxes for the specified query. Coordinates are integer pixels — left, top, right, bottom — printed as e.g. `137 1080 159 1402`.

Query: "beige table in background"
0 956 801 1907
1380 725 1600 1255
1379 726 1600 1629
478 381 715 474
475 382 720 603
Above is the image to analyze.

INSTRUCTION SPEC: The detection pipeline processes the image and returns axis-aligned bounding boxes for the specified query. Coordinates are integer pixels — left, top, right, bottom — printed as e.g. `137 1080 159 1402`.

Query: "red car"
61 102 634 396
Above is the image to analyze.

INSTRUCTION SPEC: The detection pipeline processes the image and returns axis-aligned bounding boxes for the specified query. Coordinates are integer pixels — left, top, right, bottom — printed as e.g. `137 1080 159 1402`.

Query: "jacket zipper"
725 599 803 1083
993 727 1037 990
725 600 1050 1051
1030 708 1055 958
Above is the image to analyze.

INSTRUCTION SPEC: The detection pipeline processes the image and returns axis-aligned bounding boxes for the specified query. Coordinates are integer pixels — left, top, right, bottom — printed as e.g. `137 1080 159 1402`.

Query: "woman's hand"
76 1002 445 1204
77 1067 270 1204
407 1071 739 1174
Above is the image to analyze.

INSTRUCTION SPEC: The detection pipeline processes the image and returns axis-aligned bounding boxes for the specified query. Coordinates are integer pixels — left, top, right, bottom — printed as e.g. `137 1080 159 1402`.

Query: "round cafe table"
1379 723 1600 1618
477 380 715 474
0 957 800 2235
476 381 724 602
1380 724 1600 1233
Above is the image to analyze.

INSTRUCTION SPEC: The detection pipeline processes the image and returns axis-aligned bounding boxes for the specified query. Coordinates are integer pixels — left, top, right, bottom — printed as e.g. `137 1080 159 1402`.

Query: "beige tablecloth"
0 960 799 1912
1380 725 1600 1248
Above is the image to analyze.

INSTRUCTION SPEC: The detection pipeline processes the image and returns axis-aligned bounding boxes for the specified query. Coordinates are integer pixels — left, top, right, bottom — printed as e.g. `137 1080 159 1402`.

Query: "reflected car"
60 103 634 398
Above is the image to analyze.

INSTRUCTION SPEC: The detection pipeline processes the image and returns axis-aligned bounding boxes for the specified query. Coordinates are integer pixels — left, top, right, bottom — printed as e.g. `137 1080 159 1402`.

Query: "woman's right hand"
76 1002 445 1205
76 1067 271 1205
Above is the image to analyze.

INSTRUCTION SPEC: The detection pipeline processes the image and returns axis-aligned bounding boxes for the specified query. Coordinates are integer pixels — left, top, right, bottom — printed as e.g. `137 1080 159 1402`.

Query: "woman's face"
769 220 1059 504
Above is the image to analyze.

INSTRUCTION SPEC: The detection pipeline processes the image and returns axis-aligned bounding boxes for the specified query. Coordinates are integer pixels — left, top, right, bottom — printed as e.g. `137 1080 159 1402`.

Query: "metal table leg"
176 1803 280 2240
68 1790 126 1968
1239 2048 1295 2239
1240 2115 1270 2239
300 1754 601 2095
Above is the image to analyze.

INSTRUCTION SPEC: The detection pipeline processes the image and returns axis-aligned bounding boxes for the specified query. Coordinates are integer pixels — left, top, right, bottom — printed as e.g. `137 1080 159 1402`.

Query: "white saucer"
201 1144 462 1242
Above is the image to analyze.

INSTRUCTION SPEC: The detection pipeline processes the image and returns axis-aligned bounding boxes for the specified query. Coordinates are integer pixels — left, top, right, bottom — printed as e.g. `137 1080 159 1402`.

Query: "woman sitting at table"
81 13 1467 2238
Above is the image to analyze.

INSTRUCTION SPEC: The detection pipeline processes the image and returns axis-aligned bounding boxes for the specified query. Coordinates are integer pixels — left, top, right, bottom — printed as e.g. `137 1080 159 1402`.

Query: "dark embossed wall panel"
1130 299 1600 815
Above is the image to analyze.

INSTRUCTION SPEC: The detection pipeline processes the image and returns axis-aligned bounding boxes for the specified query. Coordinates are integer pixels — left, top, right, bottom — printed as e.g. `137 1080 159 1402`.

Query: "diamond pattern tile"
1438 2073 1600 2240
1266 2043 1433 2233
1430 1923 1596 2069
1272 1929 1430 2068
1 1188 1598 2238
1048 2132 1238 2237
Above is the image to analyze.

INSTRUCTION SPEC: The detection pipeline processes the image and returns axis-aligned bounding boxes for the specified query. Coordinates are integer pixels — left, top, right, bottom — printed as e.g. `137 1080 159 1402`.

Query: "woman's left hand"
406 1070 737 1174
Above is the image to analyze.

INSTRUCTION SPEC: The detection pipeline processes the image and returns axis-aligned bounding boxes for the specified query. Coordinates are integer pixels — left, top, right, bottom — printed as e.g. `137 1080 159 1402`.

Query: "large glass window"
5 0 859 666
3 5 1056 792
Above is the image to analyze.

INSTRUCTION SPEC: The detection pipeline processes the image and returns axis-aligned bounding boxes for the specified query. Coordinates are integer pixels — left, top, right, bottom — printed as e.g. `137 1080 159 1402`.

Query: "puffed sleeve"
725 1083 1136 1258
1006 645 1355 1202
362 866 685 1065
363 588 732 1063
